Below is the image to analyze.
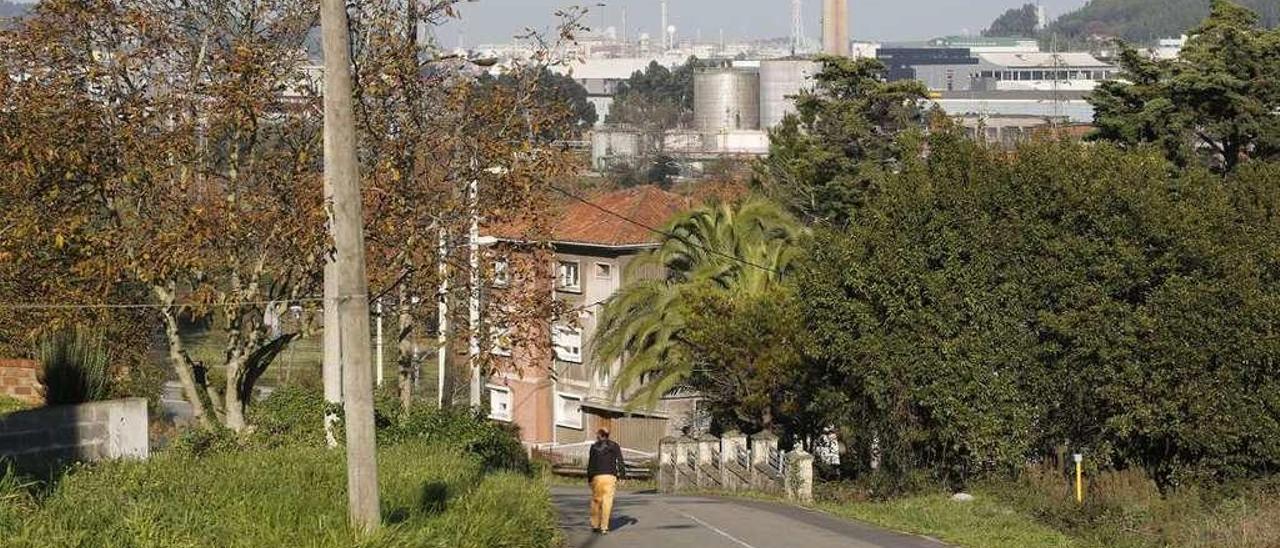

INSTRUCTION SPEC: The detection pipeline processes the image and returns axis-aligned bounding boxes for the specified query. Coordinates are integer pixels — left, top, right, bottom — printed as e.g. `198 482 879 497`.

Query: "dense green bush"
790 135 1280 489
227 386 529 473
245 385 332 448
36 326 111 405
2 441 557 547
383 405 529 474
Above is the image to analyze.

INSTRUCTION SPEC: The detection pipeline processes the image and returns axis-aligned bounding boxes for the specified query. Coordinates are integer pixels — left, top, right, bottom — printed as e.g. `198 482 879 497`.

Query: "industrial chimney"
822 0 849 56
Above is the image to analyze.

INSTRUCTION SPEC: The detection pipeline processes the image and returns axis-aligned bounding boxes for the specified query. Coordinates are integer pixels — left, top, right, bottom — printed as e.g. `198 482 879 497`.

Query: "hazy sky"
439 0 1089 46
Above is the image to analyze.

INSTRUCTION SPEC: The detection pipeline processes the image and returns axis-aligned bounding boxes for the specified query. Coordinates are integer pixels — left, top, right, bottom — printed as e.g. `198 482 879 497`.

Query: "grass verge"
1 440 557 548
817 491 1078 548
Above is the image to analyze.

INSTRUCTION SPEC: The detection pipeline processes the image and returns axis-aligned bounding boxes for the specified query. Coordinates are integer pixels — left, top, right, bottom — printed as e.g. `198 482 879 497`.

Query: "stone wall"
0 359 42 405
0 398 149 474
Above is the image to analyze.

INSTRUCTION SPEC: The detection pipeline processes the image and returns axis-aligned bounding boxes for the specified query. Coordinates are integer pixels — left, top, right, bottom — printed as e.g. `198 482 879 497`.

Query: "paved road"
552 487 947 548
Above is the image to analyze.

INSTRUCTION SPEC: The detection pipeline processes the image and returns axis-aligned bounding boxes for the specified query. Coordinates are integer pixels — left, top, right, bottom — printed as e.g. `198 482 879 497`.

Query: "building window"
594 262 613 280
493 258 510 287
557 261 581 292
488 385 512 422
553 325 583 363
555 392 583 429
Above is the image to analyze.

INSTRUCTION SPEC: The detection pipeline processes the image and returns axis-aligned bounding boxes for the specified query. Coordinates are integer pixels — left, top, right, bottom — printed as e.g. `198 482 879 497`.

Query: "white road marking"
668 506 759 548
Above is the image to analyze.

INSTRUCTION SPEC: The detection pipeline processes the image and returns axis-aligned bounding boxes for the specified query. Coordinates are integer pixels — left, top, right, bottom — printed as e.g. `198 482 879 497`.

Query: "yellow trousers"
590 474 618 531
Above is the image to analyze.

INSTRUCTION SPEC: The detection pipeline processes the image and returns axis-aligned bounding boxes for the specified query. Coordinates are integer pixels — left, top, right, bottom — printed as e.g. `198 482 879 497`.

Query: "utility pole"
375 298 384 388
320 0 380 532
323 263 342 448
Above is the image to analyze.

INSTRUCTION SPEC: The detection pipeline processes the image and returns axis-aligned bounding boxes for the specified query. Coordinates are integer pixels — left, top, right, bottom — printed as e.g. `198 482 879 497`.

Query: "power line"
547 184 782 275
0 296 340 311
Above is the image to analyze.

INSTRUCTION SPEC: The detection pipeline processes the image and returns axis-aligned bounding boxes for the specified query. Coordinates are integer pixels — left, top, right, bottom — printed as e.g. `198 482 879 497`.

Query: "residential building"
488 186 700 458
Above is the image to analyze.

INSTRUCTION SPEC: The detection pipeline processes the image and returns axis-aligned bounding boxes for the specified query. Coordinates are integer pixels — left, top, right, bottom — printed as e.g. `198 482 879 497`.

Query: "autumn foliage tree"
1 0 328 431
346 0 586 409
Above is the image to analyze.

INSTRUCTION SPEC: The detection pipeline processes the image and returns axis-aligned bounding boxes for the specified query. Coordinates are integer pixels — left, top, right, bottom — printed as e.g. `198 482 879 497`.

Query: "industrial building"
878 47 1116 93
590 57 825 170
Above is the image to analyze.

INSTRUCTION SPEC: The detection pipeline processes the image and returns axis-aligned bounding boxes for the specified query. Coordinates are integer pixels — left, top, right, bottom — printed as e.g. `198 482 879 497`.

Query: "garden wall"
0 397 149 473
0 359 42 405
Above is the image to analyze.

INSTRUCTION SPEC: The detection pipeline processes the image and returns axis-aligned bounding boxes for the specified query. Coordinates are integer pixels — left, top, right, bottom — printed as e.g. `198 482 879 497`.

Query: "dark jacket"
587 439 626 481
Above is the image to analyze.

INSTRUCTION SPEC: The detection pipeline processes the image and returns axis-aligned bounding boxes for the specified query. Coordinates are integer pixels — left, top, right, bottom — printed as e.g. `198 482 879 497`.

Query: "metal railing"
686 448 698 469
768 448 782 474
736 445 749 468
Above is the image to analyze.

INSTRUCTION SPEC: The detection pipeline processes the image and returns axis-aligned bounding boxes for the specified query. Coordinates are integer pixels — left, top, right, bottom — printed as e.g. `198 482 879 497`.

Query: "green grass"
1 441 557 548
0 395 29 416
818 492 1079 548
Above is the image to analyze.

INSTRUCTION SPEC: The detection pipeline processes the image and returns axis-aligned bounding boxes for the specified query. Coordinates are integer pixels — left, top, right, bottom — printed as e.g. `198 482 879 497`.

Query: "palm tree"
591 197 805 407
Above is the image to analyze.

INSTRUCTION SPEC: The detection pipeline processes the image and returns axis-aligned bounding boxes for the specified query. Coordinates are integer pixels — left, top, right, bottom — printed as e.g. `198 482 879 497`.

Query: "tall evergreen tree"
1090 0 1280 173
755 56 930 225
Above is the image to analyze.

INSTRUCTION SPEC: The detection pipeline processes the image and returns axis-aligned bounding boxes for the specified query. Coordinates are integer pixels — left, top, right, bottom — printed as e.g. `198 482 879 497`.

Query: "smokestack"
661 0 669 51
822 0 849 56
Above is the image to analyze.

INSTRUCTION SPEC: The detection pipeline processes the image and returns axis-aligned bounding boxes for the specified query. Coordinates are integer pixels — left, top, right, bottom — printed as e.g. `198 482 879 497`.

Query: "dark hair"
597 428 610 439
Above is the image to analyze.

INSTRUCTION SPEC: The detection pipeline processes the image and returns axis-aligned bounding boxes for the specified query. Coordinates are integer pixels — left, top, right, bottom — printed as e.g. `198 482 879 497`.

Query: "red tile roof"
551 186 693 247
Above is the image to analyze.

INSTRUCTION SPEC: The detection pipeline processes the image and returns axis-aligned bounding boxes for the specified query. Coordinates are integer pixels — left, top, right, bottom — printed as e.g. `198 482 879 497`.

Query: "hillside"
1048 0 1279 43
0 1 28 18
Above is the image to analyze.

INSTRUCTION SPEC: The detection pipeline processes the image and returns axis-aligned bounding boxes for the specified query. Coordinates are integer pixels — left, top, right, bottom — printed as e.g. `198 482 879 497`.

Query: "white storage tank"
759 59 820 129
694 68 761 133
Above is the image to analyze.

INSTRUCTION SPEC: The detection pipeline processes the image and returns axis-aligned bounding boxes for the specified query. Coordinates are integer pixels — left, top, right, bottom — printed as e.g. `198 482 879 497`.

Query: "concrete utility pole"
375 298 384 388
320 0 380 532
322 266 342 448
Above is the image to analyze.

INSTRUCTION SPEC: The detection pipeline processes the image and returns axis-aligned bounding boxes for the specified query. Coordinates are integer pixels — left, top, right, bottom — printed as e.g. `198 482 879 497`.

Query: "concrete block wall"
0 359 42 405
0 398 149 473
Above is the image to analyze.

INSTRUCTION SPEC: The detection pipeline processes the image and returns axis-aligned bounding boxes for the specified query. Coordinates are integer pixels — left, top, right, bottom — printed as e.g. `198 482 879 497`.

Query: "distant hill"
1047 0 1279 43
0 0 29 18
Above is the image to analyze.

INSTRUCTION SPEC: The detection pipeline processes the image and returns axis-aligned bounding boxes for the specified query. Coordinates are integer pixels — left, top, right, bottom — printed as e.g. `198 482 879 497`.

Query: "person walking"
587 427 626 535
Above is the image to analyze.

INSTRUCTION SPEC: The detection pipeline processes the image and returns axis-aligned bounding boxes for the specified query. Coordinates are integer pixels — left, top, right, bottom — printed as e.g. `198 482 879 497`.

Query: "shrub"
383 405 529 474
245 385 331 448
236 386 529 474
985 466 1280 547
109 359 168 417
167 425 241 458
36 326 111 405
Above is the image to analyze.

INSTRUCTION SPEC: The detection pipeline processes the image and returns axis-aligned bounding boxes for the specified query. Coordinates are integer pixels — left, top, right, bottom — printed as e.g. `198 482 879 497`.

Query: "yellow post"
1073 453 1084 504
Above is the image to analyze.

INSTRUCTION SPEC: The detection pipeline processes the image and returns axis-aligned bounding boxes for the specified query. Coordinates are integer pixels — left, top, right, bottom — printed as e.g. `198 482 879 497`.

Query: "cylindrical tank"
759 59 820 129
694 68 760 133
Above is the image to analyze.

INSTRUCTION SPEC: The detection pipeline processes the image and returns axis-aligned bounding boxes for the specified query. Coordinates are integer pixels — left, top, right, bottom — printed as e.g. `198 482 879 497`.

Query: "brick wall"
0 359 42 405
0 398 150 474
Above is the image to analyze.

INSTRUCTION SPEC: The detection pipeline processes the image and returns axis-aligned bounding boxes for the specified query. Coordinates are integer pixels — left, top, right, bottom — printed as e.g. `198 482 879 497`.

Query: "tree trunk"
322 0 380 531
397 281 415 413
155 286 212 429
223 355 247 432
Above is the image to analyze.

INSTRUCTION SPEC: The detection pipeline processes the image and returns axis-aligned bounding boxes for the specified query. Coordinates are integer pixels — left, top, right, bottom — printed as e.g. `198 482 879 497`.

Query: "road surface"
552 487 948 548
